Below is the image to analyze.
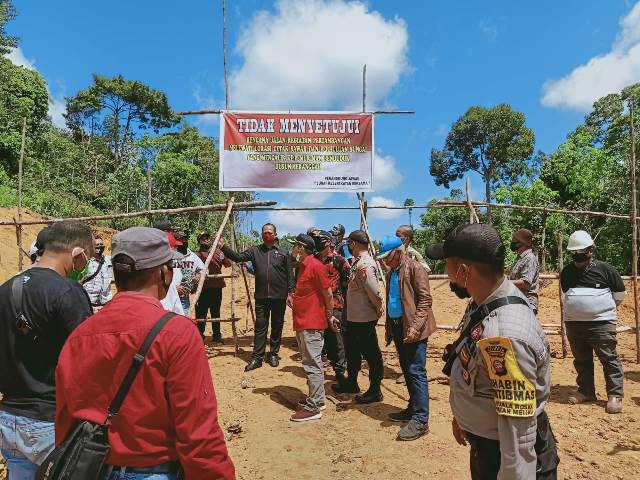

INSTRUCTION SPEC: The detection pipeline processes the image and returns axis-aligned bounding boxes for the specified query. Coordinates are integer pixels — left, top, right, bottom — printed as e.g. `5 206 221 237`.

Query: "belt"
108 461 180 474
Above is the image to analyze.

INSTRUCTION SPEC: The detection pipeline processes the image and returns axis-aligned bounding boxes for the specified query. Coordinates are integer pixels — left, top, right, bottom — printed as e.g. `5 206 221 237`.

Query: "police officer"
426 223 558 480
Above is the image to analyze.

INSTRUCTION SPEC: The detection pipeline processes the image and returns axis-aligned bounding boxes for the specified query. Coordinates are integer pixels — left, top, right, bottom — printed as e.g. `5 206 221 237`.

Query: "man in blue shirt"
378 236 437 441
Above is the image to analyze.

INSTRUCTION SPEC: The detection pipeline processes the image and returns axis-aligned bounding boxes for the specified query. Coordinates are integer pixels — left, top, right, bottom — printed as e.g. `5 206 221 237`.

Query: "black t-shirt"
0 267 92 421
560 260 625 293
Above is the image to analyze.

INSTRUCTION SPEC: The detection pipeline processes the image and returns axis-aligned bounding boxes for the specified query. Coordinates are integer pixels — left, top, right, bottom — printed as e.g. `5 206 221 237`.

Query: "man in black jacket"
222 223 295 371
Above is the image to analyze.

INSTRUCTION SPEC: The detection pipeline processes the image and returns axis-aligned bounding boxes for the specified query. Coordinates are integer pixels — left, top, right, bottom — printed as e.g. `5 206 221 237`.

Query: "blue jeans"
105 470 178 480
180 296 190 314
0 410 55 479
391 321 429 424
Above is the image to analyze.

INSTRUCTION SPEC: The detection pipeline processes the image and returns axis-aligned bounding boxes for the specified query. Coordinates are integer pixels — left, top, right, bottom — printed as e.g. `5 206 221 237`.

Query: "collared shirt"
449 278 550 480
509 249 539 310
292 255 331 331
55 292 235 478
316 251 350 310
82 255 113 306
387 269 402 319
347 252 382 322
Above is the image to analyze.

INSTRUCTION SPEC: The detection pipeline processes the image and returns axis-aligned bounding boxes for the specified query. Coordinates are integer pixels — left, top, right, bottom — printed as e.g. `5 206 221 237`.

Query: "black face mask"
199 244 210 251
449 281 471 299
509 241 519 252
572 253 590 263
95 246 105 255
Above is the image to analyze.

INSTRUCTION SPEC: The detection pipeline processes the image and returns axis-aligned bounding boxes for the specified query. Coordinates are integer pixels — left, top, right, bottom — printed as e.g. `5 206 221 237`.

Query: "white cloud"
229 0 409 111
367 195 403 220
5 47 67 128
373 151 402 191
542 2 640 111
6 47 35 70
479 19 498 41
268 205 316 234
296 192 333 205
192 83 220 125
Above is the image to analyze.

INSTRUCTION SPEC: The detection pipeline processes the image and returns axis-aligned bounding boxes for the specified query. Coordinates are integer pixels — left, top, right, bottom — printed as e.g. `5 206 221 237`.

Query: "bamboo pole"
189 196 236 319
176 109 416 116
362 64 367 113
147 155 153 212
466 177 479 224
0 200 276 226
630 100 640 363
17 118 26 271
232 226 256 329
229 211 239 354
222 0 229 110
557 234 569 358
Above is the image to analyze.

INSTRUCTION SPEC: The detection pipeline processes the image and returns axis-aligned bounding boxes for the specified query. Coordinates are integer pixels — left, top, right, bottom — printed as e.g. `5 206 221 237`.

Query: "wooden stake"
232 226 256 328
222 0 229 110
630 100 640 363
17 118 26 271
466 177 479 223
557 234 569 358
229 211 239 354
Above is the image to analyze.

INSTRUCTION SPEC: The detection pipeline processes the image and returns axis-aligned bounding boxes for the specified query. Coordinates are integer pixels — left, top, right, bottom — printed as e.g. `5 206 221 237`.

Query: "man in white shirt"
174 229 204 314
82 235 113 310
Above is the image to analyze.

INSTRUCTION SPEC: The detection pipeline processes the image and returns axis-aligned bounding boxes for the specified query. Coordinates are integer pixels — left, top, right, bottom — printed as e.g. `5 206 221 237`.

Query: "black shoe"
244 358 263 372
212 335 223 344
388 408 413 423
267 353 279 368
397 419 429 441
355 389 383 404
331 380 360 394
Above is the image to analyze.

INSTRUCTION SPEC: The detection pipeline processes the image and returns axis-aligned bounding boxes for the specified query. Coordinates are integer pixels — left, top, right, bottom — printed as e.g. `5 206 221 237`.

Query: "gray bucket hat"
112 227 181 272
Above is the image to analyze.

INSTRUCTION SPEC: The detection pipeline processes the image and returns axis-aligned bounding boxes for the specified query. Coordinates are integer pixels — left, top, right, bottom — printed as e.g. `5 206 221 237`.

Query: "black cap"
292 233 316 252
425 223 505 266
311 230 332 251
331 224 346 236
153 219 172 232
347 229 369 245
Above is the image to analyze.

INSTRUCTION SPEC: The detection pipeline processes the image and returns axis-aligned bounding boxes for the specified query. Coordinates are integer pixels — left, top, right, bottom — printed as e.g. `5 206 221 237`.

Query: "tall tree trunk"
485 175 492 224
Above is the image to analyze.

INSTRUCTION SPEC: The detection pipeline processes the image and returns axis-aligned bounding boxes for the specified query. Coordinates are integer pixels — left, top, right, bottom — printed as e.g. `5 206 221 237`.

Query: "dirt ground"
0 212 638 479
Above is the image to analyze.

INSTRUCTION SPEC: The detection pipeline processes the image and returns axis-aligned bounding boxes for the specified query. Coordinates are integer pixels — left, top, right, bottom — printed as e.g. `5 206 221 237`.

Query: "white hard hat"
567 230 594 251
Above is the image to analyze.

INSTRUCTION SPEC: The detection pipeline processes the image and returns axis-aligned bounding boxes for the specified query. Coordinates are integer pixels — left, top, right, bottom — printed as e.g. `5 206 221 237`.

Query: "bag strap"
106 311 175 420
81 257 105 285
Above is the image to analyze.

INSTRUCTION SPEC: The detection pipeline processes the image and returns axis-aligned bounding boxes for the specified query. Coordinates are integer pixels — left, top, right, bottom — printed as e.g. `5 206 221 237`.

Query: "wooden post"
229 212 240 354
147 155 153 212
17 118 26 271
362 64 367 112
222 0 229 110
232 226 255 329
465 177 479 224
557 234 569 358
629 100 640 363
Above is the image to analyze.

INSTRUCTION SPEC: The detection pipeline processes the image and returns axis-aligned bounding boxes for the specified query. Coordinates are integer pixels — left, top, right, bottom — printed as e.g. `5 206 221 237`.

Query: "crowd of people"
0 217 628 480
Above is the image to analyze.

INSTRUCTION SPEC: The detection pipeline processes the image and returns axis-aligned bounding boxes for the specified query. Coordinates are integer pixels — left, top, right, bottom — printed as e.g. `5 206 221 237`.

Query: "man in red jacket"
55 227 235 480
287 234 336 422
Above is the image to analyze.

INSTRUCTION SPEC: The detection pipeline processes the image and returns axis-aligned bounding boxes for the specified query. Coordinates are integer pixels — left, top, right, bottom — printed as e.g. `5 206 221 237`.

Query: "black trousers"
466 411 559 480
195 288 223 339
324 309 347 374
253 298 287 359
566 321 624 397
344 320 383 390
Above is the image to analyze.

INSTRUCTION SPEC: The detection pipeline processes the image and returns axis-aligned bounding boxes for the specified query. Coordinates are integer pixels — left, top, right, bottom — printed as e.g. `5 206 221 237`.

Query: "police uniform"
449 278 558 479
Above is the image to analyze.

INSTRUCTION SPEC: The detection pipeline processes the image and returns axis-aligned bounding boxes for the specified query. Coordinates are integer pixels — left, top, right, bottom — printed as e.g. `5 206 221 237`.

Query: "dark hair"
45 220 94 254
262 223 277 233
94 235 103 241
113 253 166 291
35 226 51 255
197 232 211 242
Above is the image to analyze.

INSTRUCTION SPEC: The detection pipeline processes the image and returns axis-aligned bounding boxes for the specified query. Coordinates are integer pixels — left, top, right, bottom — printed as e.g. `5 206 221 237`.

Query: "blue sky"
6 0 638 238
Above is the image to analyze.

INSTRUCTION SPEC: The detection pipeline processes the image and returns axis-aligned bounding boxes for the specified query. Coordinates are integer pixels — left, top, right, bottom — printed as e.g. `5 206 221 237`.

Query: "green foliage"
0 0 17 56
0 58 49 173
429 103 535 222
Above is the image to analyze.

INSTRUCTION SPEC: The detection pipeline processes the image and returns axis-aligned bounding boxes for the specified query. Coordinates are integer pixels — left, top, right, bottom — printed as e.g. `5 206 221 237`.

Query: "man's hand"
217 237 225 248
403 326 420 343
377 303 385 318
286 292 294 308
329 316 341 333
452 417 467 446
177 285 190 297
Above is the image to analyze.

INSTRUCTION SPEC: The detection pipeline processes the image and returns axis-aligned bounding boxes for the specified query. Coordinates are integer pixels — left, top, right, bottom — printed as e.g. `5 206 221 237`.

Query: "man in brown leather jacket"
378 236 437 441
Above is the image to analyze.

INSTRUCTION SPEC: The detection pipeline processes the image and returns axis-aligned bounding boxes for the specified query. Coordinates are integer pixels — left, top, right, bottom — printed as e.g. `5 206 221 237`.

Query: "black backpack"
36 311 175 480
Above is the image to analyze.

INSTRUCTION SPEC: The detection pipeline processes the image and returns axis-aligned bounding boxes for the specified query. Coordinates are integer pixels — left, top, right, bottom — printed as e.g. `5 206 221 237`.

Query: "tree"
65 74 180 166
0 0 17 56
429 103 535 223
403 197 415 226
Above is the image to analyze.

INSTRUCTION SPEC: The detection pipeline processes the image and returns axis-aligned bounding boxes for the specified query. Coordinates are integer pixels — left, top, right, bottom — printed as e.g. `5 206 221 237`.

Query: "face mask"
69 252 89 282
95 246 105 255
262 232 275 245
449 264 471 299
509 241 519 252
572 253 590 263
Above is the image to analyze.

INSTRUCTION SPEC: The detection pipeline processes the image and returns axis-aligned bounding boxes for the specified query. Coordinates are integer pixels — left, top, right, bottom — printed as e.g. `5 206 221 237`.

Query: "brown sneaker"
568 392 597 404
606 396 623 414
290 409 322 422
